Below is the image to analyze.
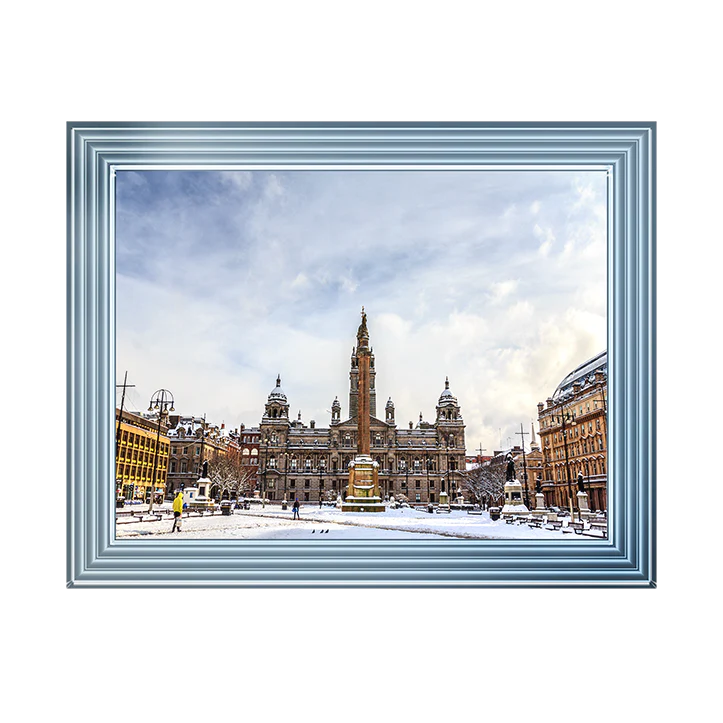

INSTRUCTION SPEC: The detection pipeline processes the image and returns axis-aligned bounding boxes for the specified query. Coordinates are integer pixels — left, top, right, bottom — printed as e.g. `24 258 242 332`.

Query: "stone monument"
576 471 592 520
501 452 529 517
530 473 555 520
341 308 385 513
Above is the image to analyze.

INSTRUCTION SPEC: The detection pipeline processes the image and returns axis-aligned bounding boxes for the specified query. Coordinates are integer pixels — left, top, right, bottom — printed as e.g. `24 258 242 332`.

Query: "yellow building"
537 351 608 512
115 409 170 502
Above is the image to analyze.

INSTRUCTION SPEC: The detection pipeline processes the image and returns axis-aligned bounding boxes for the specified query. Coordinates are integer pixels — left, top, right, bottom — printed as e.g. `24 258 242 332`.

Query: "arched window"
242 448 250 456
305 457 312 471
290 457 297 471
269 456 277 469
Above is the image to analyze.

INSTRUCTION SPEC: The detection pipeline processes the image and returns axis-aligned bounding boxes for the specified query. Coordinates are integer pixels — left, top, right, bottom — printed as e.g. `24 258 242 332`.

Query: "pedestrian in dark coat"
292 498 300 520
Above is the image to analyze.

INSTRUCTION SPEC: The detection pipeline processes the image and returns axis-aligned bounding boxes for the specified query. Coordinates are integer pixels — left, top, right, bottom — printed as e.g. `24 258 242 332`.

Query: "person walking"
292 498 300 520
172 490 184 532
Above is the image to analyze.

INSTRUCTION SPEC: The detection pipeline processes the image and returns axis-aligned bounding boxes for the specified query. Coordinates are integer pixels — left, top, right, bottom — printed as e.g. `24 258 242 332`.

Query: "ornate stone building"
258 318 467 504
537 351 608 511
166 416 241 498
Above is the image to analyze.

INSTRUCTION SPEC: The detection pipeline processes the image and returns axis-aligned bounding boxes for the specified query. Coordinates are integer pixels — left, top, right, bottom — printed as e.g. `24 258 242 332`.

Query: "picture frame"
67 121 655 587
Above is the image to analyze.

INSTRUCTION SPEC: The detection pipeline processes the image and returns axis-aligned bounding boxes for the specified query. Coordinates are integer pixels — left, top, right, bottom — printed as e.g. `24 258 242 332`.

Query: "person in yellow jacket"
172 491 184 532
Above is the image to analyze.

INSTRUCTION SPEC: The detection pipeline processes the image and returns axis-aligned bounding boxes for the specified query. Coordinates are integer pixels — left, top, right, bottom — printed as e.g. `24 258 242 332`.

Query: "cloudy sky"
115 169 607 454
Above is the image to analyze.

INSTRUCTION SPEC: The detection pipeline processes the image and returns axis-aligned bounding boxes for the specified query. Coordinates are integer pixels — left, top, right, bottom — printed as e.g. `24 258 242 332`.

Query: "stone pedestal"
438 491 450 509
577 491 593 519
530 492 556 519
501 479 529 517
341 455 385 512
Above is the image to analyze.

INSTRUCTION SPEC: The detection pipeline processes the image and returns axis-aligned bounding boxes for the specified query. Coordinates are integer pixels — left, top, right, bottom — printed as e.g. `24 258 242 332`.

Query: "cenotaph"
341 309 385 513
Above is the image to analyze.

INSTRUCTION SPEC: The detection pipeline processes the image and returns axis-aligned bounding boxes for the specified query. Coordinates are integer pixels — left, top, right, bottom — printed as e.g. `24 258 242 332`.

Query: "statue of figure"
505 452 515 482
577 471 585 493
535 474 542 494
202 460 209 479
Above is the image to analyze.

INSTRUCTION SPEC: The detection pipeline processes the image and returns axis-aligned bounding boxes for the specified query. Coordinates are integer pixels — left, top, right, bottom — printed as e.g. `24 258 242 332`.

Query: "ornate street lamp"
551 405 576 508
147 389 175 515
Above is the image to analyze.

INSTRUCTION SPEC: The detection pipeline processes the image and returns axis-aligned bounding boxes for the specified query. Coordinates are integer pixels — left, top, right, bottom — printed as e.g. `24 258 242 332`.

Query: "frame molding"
67 122 655 587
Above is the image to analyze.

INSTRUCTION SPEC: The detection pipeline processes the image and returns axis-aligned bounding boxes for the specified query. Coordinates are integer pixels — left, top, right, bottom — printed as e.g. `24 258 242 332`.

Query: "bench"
527 519 543 528
435 507 451 514
545 520 563 531
581 529 607 538
467 510 483 516
505 517 516 524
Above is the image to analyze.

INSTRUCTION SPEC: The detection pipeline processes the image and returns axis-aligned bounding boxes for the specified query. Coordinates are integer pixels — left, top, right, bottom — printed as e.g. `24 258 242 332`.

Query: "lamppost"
260 437 269 508
404 459 409 501
426 455 431 503
551 404 576 509
282 449 290 505
515 423 530 508
147 389 175 515
318 458 324 506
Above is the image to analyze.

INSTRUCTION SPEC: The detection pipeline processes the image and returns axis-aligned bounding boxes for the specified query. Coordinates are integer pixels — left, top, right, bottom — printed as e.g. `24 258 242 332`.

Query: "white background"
1 2 717 722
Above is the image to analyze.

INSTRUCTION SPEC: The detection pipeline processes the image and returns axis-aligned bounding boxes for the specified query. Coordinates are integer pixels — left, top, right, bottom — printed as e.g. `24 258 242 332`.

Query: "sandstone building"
537 351 608 511
258 318 467 504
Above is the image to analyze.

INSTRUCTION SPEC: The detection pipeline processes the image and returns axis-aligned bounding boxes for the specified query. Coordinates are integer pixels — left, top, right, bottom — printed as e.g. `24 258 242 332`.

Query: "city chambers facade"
258 319 467 504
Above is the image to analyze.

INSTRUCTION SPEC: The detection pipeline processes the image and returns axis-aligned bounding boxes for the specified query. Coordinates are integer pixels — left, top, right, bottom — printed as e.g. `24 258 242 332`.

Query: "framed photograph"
67 122 655 587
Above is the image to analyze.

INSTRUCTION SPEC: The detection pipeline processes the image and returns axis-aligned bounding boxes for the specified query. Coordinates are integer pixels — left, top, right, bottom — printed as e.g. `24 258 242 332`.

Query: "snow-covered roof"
552 351 607 401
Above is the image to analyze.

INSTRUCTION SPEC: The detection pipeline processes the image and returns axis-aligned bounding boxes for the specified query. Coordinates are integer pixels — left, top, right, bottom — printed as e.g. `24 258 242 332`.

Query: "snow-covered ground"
116 504 604 540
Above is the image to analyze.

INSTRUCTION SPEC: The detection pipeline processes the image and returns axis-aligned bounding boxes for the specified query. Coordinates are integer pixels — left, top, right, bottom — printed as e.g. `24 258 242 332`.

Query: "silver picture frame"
67 122 655 587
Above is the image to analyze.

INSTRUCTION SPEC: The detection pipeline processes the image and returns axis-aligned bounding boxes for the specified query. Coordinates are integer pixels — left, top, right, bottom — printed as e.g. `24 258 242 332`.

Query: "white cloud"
115 169 607 454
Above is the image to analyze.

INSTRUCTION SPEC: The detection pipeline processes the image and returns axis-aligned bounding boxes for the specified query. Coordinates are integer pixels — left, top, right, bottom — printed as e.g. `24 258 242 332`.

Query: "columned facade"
258 315 467 504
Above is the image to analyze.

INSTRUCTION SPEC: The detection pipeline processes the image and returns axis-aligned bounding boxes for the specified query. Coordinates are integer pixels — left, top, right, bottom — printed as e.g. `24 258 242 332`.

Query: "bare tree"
459 463 506 507
208 452 256 500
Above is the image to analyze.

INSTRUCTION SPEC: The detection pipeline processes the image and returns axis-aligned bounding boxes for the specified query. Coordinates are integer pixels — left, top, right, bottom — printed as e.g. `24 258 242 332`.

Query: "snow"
116 504 601 540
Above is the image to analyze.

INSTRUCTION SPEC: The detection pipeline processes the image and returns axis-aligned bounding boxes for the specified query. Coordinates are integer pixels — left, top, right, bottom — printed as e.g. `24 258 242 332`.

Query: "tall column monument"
342 308 385 512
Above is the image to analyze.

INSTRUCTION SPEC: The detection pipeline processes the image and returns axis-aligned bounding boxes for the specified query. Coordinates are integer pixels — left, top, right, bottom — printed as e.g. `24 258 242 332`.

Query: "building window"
305 480 310 488
416 494 421 502
290 480 296 488
195 446 200 456
269 457 277 469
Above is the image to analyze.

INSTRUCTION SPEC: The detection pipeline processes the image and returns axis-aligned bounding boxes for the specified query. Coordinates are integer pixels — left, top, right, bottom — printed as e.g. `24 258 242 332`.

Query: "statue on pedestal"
577 471 585 493
505 452 515 481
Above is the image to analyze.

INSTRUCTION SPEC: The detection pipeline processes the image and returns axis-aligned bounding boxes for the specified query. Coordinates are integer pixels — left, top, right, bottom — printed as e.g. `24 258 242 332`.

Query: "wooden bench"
527 519 543 528
505 517 516 524
545 520 563 531
467 510 483 516
435 507 451 514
